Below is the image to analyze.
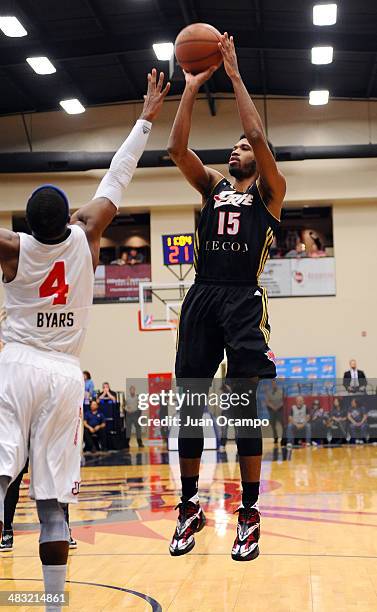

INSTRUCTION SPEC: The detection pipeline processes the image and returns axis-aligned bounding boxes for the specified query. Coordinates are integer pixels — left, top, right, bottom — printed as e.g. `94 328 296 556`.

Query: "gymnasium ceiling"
0 0 376 117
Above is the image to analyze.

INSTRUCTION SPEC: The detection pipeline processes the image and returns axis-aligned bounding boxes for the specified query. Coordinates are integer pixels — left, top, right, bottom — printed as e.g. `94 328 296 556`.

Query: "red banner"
94 264 151 302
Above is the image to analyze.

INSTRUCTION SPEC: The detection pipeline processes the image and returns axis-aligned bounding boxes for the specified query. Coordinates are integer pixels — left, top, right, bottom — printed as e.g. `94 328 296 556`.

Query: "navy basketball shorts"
175 281 277 381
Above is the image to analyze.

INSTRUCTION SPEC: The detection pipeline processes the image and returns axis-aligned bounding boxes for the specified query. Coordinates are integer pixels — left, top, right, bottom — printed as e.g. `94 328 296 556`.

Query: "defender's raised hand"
218 32 240 81
141 68 171 122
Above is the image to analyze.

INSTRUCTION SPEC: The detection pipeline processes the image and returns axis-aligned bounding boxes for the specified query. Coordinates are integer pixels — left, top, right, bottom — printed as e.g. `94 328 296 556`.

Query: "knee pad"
36 499 70 544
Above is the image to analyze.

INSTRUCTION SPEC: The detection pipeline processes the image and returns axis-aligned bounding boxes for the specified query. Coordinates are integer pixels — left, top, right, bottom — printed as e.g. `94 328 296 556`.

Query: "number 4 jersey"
1 225 94 357
195 178 280 284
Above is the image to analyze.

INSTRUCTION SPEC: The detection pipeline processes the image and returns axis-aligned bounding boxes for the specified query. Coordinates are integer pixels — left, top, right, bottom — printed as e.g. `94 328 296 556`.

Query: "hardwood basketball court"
1 443 377 611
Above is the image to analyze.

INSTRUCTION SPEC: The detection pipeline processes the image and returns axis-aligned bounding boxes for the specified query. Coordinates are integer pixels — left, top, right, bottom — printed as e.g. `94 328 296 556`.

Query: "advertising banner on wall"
94 264 151 303
259 257 336 297
275 355 336 379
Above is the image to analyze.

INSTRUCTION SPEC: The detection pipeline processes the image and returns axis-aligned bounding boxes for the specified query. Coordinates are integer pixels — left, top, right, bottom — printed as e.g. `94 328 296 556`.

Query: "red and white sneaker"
169 495 206 557
231 502 260 561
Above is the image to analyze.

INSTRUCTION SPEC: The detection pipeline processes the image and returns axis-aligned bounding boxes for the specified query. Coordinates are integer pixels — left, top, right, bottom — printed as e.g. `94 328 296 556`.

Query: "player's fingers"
157 71 165 92
151 68 157 86
161 81 171 98
146 72 152 94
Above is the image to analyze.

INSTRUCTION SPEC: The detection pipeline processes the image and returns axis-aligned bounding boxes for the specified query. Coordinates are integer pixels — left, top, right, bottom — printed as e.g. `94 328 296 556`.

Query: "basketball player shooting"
0 69 169 609
168 33 286 561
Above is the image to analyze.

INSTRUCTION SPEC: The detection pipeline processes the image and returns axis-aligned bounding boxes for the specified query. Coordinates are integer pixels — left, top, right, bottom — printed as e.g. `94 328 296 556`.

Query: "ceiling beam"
366 53 377 98
82 0 140 100
254 0 268 96
0 66 37 112
177 0 216 116
12 0 87 105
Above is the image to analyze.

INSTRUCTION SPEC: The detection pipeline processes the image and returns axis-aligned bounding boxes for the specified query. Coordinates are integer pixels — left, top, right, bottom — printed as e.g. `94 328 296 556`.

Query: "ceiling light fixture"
309 89 330 105
153 42 174 61
0 16 27 37
313 4 337 26
26 57 56 75
59 98 86 114
311 46 334 65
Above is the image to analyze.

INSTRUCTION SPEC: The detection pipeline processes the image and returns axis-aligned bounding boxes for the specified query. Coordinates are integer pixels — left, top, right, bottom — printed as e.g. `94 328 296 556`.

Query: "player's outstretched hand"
218 32 240 81
140 68 171 122
183 64 220 91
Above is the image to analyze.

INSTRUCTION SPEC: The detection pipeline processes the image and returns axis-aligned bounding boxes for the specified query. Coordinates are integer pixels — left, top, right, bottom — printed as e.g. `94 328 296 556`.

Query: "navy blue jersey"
194 178 280 284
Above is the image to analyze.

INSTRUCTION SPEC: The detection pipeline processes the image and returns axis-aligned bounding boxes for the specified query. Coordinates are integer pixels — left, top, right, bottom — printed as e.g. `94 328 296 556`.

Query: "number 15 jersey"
1 225 94 357
194 178 280 284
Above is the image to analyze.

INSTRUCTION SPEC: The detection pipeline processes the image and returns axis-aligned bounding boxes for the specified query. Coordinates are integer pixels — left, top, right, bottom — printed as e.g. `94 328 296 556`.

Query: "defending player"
168 33 286 560
0 70 169 609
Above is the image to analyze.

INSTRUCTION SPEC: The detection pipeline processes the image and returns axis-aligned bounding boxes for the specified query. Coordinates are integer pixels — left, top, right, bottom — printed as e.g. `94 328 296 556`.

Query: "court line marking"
0 578 162 612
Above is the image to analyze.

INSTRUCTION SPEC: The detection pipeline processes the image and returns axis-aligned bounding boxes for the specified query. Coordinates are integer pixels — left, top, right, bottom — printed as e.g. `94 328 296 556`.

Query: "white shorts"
0 343 84 503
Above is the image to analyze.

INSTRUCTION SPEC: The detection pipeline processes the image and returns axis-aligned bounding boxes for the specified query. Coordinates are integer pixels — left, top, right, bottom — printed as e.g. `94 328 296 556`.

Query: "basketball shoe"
0 530 14 552
169 495 206 556
69 530 78 549
231 502 260 561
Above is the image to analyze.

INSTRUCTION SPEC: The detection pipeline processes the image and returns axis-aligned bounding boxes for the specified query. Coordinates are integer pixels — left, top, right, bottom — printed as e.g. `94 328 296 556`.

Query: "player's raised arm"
167 68 223 202
218 33 286 220
71 69 170 268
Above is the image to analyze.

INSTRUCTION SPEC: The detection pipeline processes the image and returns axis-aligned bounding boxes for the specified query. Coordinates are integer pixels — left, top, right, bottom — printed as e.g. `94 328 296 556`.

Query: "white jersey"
1 224 94 357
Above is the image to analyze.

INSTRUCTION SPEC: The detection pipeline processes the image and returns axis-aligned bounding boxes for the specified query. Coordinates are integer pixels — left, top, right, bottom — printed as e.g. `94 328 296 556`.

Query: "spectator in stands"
328 397 348 444
310 399 329 446
97 382 117 404
287 395 311 447
125 385 144 449
265 379 284 444
348 398 368 444
343 360 367 393
285 240 307 258
83 370 95 409
128 248 144 265
84 400 107 453
111 251 128 266
309 244 326 258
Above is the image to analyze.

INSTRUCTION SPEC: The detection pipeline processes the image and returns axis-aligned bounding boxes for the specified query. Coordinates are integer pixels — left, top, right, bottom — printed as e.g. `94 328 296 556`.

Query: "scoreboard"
162 233 194 266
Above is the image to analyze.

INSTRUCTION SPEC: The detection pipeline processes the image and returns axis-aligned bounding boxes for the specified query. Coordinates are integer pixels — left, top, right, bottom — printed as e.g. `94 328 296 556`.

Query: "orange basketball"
175 23 223 75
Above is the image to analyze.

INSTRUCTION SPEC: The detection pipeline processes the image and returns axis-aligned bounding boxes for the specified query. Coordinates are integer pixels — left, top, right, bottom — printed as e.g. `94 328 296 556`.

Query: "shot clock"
162 233 194 266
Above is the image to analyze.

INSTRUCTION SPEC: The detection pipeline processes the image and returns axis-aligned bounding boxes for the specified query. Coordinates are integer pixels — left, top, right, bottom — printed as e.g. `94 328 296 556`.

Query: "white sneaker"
311 441 318 447
286 443 293 449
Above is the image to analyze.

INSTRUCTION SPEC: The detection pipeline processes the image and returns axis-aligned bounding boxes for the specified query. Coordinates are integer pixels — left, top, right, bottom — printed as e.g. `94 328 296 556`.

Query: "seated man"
348 398 368 444
343 359 367 394
310 399 329 446
287 395 311 447
84 400 107 453
328 398 348 444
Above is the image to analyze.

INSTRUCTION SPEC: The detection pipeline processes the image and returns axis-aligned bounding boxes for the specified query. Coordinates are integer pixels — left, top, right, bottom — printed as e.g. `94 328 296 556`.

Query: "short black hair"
83 370 92 379
239 134 276 159
26 185 70 239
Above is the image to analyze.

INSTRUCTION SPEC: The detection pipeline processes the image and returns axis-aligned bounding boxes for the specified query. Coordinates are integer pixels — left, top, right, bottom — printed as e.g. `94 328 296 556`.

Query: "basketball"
175 23 223 74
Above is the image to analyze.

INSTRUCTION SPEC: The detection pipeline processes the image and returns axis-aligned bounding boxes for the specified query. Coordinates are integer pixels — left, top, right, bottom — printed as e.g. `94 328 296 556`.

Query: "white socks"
42 565 67 612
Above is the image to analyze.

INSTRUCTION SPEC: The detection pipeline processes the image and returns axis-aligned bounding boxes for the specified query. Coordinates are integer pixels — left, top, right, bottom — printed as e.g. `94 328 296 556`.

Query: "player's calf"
37 499 70 612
